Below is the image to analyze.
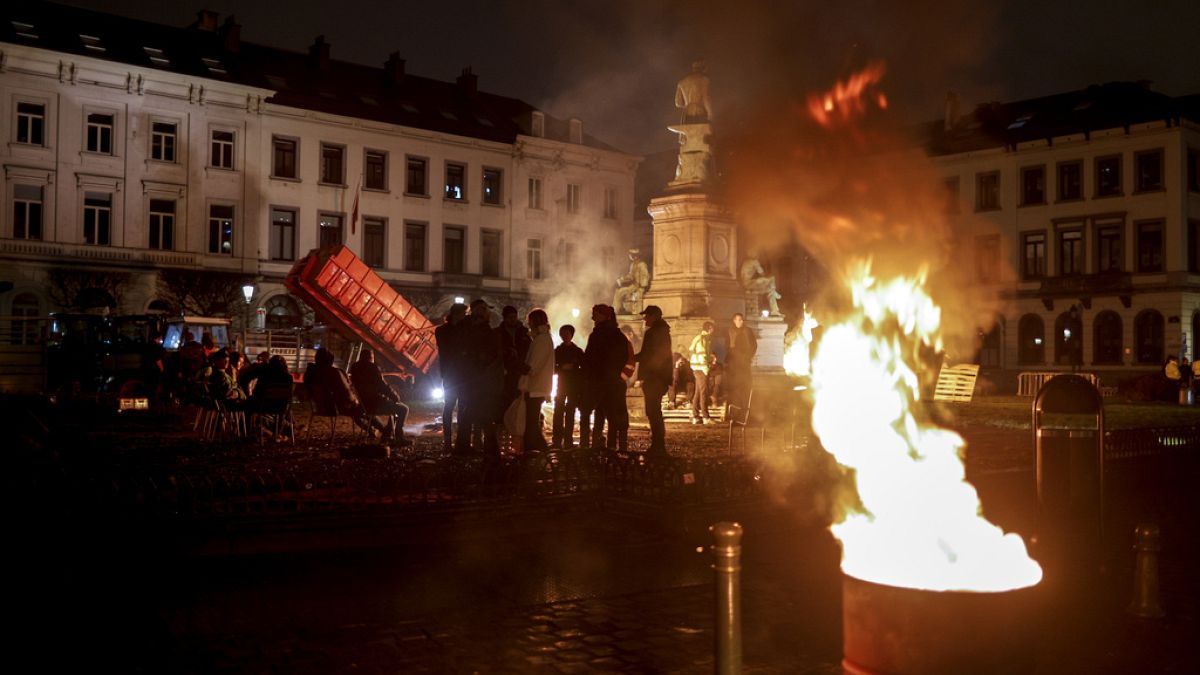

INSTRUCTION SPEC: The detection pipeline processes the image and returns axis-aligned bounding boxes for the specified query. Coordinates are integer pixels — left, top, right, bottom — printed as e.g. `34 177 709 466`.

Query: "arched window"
1134 310 1164 364
1018 314 1045 365
263 295 301 330
1093 311 1123 365
9 293 41 345
1054 310 1083 366
977 320 1003 368
146 299 173 314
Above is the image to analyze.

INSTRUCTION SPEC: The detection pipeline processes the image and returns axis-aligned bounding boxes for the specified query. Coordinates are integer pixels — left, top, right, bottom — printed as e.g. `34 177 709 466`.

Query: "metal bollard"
711 521 743 675
1127 522 1165 618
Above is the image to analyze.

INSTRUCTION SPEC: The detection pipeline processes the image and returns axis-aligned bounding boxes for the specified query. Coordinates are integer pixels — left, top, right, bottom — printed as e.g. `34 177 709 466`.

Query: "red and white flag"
349 174 362 235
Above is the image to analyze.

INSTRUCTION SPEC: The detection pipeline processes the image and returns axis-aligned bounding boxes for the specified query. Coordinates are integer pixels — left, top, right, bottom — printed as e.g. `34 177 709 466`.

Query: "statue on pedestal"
614 248 651 315
674 60 712 123
739 258 781 316
669 61 714 188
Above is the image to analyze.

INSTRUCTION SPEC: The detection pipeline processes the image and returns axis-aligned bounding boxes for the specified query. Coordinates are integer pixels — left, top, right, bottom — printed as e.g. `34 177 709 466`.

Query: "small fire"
811 261 1041 592
806 61 888 130
783 305 820 378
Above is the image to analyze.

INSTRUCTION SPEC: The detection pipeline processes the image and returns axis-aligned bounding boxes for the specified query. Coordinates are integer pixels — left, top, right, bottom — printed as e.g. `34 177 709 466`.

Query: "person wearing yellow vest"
688 321 716 424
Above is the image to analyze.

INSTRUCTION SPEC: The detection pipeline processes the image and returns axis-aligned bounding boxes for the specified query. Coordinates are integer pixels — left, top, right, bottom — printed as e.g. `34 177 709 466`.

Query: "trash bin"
1032 374 1104 569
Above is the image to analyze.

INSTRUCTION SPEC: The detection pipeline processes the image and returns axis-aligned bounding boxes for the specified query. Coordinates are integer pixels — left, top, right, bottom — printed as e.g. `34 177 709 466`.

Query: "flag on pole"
350 174 362 235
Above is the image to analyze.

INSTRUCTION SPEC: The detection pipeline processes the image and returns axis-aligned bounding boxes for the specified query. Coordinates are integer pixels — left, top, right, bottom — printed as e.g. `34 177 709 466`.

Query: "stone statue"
668 61 714 188
739 258 781 316
675 60 712 123
614 248 651 315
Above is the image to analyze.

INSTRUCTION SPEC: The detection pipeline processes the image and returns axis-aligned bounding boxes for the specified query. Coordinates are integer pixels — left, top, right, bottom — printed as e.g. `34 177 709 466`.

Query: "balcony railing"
1037 271 1133 295
1 239 200 268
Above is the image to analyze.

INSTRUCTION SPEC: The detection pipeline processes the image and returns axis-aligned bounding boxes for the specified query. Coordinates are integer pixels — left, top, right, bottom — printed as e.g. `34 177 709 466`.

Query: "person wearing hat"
636 305 673 456
462 298 503 456
582 304 629 450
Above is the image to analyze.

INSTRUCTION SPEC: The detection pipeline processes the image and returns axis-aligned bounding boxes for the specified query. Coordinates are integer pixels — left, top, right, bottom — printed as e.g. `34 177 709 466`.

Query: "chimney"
194 9 219 32
569 117 583 144
220 15 241 52
456 67 478 96
943 91 961 132
308 35 330 71
384 52 405 86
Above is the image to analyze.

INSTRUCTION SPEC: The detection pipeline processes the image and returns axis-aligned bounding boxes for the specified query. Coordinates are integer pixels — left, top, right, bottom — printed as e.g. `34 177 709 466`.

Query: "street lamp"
241 282 255 349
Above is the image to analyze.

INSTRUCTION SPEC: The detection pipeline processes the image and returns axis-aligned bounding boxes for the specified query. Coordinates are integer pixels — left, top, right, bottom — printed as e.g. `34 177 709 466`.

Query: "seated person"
206 350 247 407
350 350 411 447
668 352 695 409
303 347 380 436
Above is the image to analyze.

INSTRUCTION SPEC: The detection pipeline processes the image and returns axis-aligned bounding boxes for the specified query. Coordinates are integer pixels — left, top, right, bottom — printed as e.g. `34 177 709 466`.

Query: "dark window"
1095 222 1123 273
9 293 40 346
1188 149 1199 193
12 184 42 240
482 168 502 205
272 137 297 178
151 122 176 162
444 162 465 200
1135 310 1164 364
1021 232 1046 279
406 157 427 195
86 113 113 154
83 192 111 245
363 217 386 268
1054 311 1083 366
975 171 1000 211
263 295 301 331
1093 311 1123 365
443 226 465 273
208 204 234 254
1020 166 1045 205
527 239 542 279
405 222 426 272
365 151 387 190
1057 161 1082 201
210 130 234 169
1018 314 1045 365
319 213 343 248
1137 221 1163 272
528 177 543 209
566 183 581 214
1190 220 1200 274
17 102 45 145
320 144 344 184
1135 149 1164 192
148 199 175 250
269 208 296 261
481 230 501 277
975 235 1000 283
1058 229 1083 276
1095 155 1121 197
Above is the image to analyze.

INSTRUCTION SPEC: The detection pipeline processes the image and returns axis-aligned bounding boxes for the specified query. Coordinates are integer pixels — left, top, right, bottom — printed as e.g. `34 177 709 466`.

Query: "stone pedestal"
749 317 786 371
643 192 744 321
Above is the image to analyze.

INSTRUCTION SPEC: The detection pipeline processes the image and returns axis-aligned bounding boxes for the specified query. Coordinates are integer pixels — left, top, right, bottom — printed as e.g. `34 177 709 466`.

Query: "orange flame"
806 61 888 129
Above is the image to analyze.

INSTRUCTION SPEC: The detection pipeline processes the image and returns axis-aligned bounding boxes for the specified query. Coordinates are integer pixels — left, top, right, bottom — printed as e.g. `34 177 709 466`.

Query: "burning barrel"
842 574 1040 675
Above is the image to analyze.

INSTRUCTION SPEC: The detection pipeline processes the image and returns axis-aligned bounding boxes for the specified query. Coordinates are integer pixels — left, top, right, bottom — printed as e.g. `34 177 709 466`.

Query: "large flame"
811 261 1041 591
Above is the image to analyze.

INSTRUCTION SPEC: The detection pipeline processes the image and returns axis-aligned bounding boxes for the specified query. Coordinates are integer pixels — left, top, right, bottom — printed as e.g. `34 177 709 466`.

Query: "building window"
86 113 113 154
531 111 545 138
481 230 502 277
12 184 43 240
83 192 112 245
269 208 296 261
1020 165 1045 206
1190 220 1200 274
263 295 302 331
406 156 427 195
209 130 234 169
319 213 343 248
1057 161 1082 201
604 187 618 219
150 122 176 162
443 226 465 273
1054 311 1083 366
320 144 344 185
482 168 502 205
527 238 543 280
975 171 999 211
1017 314 1045 365
1136 220 1163 273
208 204 234 254
1134 310 1164 364
1095 155 1121 197
405 222 427 272
1095 221 1123 273
1058 229 1083 276
9 293 40 346
557 239 578 271
362 217 386 268
272 137 297 179
975 235 1000 283
1093 311 1123 365
1188 149 1199 193
528 177 543 210
148 199 175 250
566 183 582 214
1021 231 1046 279
1134 149 1164 192
444 162 466 200
365 151 387 190
16 102 45 146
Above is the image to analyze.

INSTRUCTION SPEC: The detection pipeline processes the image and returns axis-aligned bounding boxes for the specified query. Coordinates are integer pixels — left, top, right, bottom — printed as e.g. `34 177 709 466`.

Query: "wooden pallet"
933 364 980 402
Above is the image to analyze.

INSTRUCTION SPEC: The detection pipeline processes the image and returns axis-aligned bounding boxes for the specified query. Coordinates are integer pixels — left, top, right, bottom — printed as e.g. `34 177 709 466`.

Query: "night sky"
57 0 1200 155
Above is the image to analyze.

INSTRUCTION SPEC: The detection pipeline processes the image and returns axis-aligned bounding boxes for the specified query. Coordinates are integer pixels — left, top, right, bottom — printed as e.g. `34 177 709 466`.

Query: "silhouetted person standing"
462 299 503 456
435 303 468 451
688 322 716 424
553 324 584 449
726 312 757 408
636 305 673 457
496 304 531 432
585 304 631 451
520 309 554 452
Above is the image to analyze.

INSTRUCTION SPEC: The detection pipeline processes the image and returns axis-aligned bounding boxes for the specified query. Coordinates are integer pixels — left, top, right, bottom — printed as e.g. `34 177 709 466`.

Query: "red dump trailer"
285 245 437 375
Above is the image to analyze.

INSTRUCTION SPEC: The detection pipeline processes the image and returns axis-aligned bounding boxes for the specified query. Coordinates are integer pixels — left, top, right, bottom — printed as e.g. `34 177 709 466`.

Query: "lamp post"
241 282 255 351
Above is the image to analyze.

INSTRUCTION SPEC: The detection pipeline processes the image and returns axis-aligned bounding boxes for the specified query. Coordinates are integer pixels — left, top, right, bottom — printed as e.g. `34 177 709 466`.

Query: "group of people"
174 330 296 429
435 299 759 458
302 347 412 446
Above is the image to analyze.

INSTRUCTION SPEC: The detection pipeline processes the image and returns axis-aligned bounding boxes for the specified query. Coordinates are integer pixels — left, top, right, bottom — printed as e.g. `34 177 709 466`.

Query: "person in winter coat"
435 303 468 451
519 309 554 452
583 304 631 451
688 322 717 424
635 305 673 456
726 312 758 409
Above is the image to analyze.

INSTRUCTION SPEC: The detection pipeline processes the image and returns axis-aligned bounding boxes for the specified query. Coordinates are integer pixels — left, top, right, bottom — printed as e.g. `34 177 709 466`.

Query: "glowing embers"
811 261 1041 592
806 62 888 130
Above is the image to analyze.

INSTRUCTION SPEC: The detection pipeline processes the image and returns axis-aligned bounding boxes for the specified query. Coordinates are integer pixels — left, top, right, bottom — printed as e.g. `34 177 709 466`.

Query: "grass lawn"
937 395 1200 430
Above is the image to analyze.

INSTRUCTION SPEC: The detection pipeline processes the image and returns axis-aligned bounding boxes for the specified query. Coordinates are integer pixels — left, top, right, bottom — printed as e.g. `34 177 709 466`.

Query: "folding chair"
727 389 764 453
